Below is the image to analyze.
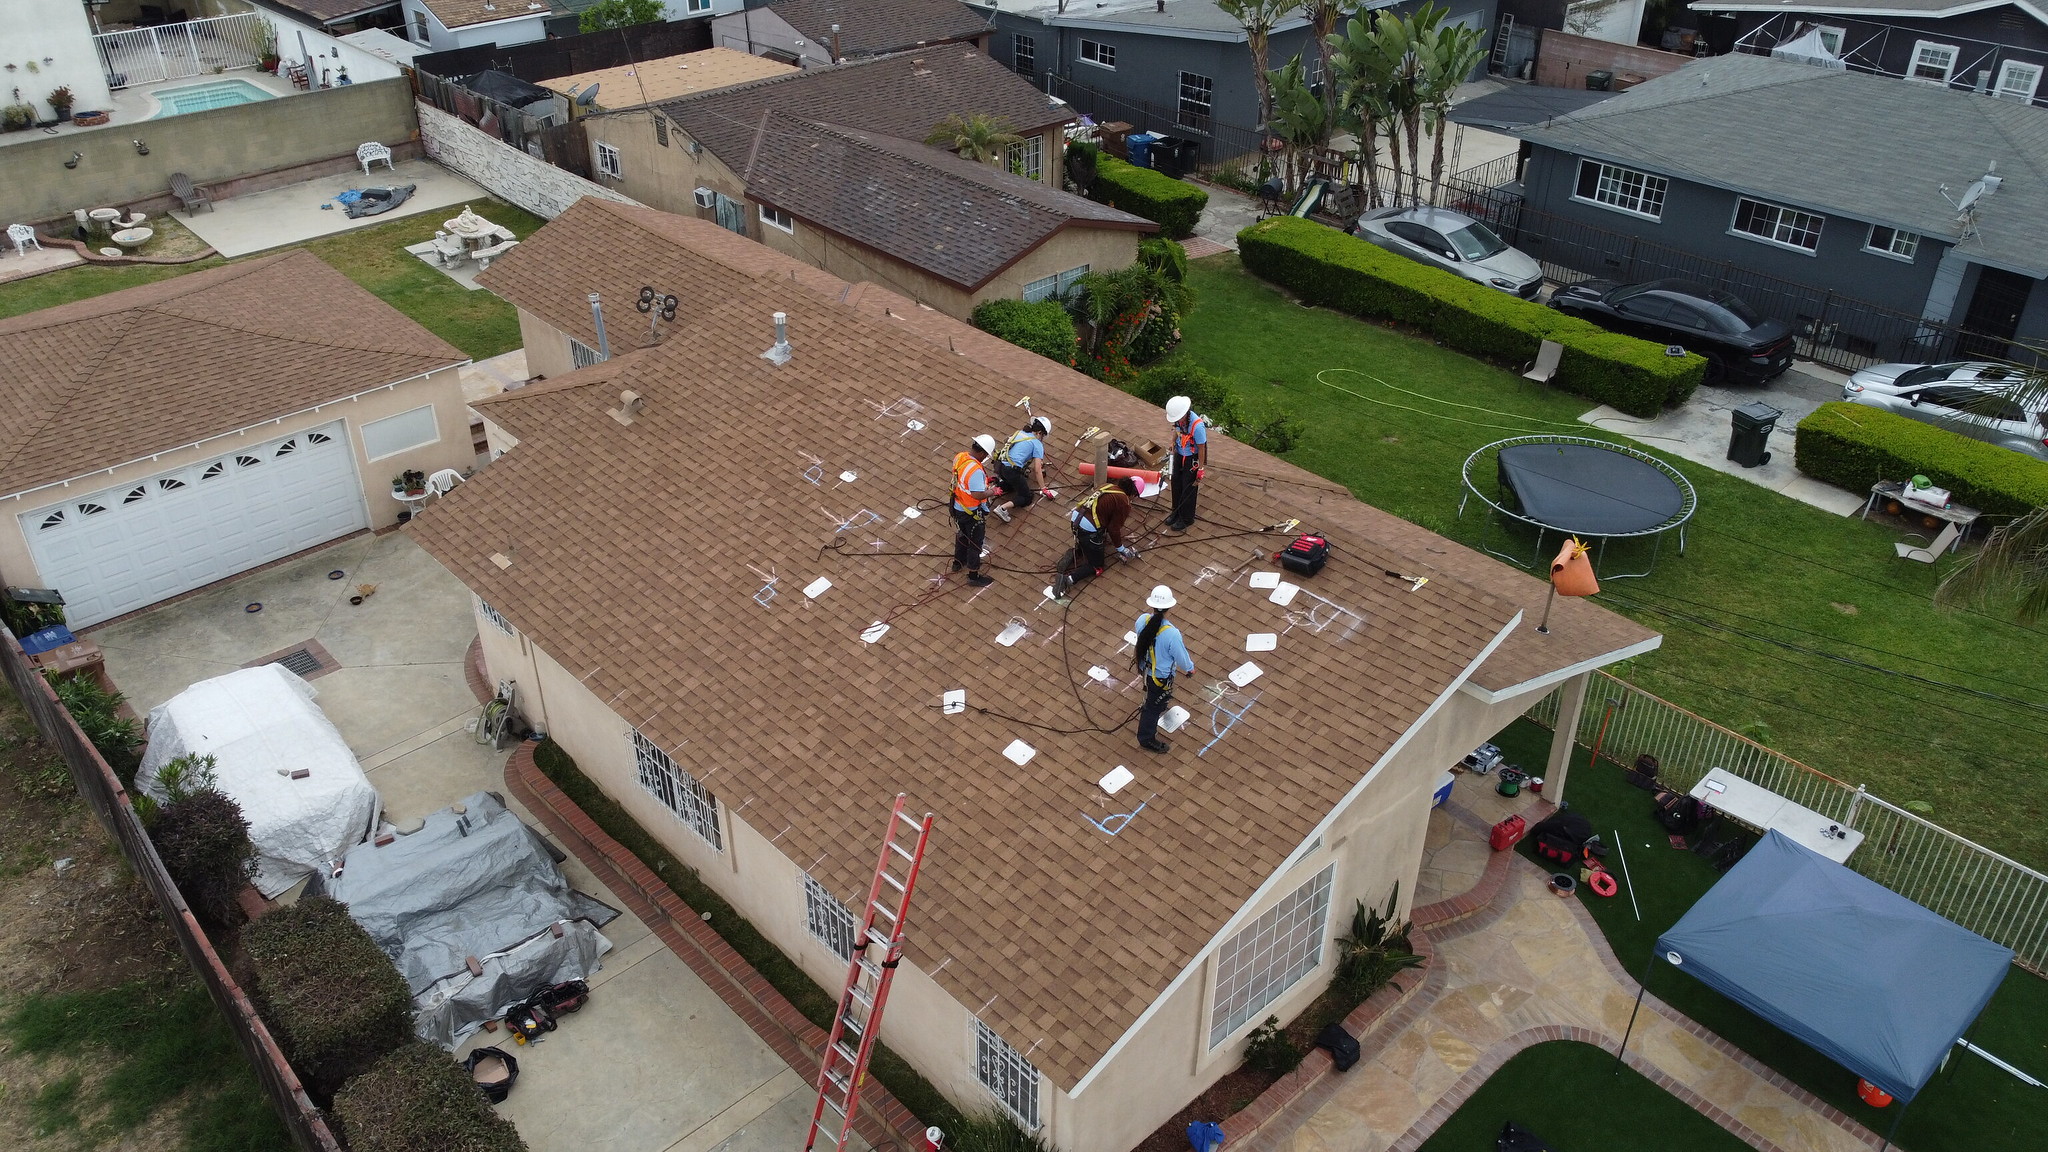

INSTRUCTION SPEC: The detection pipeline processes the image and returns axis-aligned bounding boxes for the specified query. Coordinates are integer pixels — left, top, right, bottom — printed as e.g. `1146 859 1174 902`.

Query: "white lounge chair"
1523 339 1563 385
1895 522 1961 563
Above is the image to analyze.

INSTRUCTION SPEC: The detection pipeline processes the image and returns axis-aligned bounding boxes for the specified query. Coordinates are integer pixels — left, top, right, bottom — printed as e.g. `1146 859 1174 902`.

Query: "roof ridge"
0 252 292 336
145 294 465 364
0 321 142 484
658 50 897 111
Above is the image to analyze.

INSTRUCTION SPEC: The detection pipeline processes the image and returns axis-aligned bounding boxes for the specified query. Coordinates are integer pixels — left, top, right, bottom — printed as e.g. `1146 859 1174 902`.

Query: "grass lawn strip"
1414 1040 1755 1152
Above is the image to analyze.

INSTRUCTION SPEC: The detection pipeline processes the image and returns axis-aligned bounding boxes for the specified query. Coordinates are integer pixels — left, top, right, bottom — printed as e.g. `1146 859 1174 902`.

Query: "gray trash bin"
1727 401 1782 467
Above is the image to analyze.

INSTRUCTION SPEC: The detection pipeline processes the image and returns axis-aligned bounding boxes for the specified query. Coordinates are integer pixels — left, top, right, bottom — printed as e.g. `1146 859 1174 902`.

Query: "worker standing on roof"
1133 585 1194 753
988 416 1053 524
1053 477 1140 599
951 435 998 587
1164 396 1207 533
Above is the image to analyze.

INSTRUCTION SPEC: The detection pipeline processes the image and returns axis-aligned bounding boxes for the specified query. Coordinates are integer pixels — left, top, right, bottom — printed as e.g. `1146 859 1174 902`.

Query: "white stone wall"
416 102 643 220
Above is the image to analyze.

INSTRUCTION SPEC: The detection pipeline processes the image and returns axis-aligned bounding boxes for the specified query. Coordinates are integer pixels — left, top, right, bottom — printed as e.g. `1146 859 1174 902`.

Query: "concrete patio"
170 157 491 258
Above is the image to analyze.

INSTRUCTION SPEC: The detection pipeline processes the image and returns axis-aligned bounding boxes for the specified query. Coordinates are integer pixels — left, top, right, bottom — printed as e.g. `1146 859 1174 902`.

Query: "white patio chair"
7 224 41 256
357 141 394 176
1895 522 1961 563
427 468 466 497
1523 339 1563 385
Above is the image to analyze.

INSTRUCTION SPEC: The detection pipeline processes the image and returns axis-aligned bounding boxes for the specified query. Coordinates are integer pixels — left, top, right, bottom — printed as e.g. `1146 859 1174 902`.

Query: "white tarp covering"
138 665 379 897
1771 28 1848 69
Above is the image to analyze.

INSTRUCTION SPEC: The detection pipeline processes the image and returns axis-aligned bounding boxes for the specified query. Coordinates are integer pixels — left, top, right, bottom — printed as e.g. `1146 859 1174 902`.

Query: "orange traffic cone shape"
1551 537 1599 597
1857 1079 1893 1108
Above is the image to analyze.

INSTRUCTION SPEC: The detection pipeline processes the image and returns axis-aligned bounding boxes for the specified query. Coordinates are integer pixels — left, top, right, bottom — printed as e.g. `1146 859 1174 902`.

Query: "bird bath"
112 227 153 252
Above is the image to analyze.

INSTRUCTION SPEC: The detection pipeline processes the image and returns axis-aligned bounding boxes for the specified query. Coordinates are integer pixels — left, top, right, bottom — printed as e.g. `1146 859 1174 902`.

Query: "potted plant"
47 85 73 122
1 103 34 133
391 470 426 497
256 18 280 73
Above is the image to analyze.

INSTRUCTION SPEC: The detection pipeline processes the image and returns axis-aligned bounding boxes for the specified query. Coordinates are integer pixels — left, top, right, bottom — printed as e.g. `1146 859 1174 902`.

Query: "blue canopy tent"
1614 831 2013 1148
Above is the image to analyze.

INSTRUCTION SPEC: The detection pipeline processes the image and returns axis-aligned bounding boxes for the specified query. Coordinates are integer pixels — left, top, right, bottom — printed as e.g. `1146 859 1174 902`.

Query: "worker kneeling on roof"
1134 585 1195 754
988 416 1052 524
951 435 997 587
1053 477 1140 600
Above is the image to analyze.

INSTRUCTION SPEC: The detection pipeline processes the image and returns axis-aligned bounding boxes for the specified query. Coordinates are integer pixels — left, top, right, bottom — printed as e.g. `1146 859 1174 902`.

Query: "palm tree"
1300 0 1344 145
924 113 1023 164
1219 0 1300 139
1267 56 1329 195
1330 10 1394 208
1386 4 1441 204
1937 505 2048 621
1419 10 1489 205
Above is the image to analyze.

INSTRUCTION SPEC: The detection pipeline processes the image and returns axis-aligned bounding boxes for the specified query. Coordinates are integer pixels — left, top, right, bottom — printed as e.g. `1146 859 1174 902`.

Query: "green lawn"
1415 1040 1754 1152
1487 719 2048 1152
1179 255 2048 868
0 200 546 360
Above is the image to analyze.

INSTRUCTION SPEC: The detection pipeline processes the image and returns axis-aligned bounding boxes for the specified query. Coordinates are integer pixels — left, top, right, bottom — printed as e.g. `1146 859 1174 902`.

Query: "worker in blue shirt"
1164 396 1207 532
989 416 1053 523
951 435 997 587
1132 585 1195 753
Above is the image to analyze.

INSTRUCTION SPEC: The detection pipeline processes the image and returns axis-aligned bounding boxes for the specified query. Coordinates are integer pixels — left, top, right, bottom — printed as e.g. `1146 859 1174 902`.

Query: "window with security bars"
804 874 859 958
1209 865 1334 1046
1178 71 1213 133
1007 135 1042 181
1574 159 1666 220
974 1019 1041 1129
632 729 721 849
474 596 514 635
571 339 603 368
1732 197 1824 253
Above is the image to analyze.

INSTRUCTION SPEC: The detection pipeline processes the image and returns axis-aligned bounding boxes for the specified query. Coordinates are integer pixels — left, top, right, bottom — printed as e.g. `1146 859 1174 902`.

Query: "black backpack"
1315 1023 1360 1072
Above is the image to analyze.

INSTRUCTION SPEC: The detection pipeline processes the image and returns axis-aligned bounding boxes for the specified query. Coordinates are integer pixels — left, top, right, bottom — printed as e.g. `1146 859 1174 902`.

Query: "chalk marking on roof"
1199 688 1259 759
1084 795 1153 837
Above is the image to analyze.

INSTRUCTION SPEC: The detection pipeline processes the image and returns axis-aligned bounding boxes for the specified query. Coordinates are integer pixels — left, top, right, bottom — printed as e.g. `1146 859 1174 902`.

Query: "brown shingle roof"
765 0 992 57
0 251 467 497
539 48 797 108
741 113 1152 290
430 200 1658 1087
655 46 1072 167
258 0 397 23
419 0 547 29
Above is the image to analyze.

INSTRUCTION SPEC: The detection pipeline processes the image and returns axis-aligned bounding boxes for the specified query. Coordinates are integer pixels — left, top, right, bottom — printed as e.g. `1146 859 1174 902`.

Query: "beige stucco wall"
585 110 749 220
0 366 470 595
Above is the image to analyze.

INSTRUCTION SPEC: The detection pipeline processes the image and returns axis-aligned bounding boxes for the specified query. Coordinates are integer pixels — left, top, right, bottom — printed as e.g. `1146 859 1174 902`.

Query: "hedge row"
243 894 415 1100
1795 402 2048 516
1092 156 1207 238
1236 217 1704 418
332 1041 526 1152
970 298 1078 365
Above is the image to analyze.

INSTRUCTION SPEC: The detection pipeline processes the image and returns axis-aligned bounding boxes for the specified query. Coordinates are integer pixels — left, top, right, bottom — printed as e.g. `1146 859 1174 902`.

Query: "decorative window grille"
1209 865 1334 1046
974 1019 1040 1129
804 873 858 959
475 596 515 635
632 729 721 849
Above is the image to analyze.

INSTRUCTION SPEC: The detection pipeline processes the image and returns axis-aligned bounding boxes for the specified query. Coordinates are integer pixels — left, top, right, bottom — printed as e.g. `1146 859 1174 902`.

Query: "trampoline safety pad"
1497 442 1686 537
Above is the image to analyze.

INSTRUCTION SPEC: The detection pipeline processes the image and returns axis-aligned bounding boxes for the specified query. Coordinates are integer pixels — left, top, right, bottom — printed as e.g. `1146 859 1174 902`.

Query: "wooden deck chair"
168 172 212 213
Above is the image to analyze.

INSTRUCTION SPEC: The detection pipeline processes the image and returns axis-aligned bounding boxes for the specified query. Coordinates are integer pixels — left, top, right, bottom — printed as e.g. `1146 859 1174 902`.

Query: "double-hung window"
1865 224 1920 261
1178 71 1214 133
1910 41 1958 84
1023 264 1089 303
760 204 794 233
1012 33 1036 76
1732 197 1824 253
1007 135 1043 181
1996 60 2042 101
1079 39 1116 69
974 1019 1041 1129
595 141 622 179
632 729 722 849
1209 865 1334 1046
1573 159 1666 220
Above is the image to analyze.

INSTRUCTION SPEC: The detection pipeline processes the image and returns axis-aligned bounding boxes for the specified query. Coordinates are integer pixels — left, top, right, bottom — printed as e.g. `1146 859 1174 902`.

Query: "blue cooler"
1432 771 1455 809
1125 132 1159 169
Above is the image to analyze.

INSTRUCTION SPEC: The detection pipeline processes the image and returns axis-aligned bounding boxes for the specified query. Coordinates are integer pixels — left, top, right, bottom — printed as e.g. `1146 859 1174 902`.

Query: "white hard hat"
1165 396 1192 423
1146 585 1177 610
1030 416 1052 436
972 434 997 456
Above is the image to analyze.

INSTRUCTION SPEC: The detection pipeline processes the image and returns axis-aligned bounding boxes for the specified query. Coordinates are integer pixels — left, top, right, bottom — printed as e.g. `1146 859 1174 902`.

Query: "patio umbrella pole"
1613 953 1656 1074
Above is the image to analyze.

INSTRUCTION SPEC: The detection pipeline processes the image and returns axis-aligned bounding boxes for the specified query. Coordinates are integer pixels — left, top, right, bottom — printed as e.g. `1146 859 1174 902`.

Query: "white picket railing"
1527 671 2048 974
96 12 268 89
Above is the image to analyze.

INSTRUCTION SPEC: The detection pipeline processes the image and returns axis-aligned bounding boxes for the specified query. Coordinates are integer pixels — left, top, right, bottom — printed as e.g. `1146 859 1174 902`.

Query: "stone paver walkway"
1245 809 1881 1152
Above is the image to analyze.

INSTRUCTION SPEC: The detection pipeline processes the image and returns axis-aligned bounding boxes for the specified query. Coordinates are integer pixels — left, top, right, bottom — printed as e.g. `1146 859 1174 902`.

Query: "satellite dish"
574 83 600 107
1956 172 2002 213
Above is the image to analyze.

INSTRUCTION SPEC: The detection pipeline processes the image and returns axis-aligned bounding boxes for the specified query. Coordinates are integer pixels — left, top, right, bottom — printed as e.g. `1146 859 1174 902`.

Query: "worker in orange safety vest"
951 435 997 587
1164 395 1207 532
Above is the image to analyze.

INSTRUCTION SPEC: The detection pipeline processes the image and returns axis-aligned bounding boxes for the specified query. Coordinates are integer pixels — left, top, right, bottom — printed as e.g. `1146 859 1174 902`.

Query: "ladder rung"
821 1094 847 1118
840 1014 863 1035
866 927 892 947
897 811 925 832
836 1041 860 1065
890 841 916 863
871 901 898 922
826 1067 851 1094
879 871 906 892
848 982 873 1005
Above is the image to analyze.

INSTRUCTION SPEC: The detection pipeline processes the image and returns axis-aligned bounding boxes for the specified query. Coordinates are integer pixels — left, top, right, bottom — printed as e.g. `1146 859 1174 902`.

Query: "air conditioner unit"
693 187 716 209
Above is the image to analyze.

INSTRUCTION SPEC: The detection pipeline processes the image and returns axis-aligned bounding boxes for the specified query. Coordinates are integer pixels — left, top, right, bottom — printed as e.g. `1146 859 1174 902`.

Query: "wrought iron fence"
1525 671 2048 974
96 12 268 89
0 631 341 1151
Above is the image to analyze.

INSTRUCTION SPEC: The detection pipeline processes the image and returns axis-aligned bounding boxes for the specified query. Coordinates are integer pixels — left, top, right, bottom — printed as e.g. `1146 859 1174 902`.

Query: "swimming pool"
151 79 277 119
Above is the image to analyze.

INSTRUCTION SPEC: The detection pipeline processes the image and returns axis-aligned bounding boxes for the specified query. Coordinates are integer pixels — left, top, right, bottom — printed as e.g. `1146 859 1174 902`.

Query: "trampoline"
1458 436 1696 578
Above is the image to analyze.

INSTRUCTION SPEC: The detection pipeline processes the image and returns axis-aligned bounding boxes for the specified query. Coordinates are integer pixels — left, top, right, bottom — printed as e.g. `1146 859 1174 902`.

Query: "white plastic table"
1689 767 1863 863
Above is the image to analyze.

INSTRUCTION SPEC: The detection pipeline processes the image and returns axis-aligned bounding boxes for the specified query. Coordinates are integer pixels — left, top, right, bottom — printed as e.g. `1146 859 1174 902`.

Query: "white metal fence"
1527 671 2048 974
96 12 268 89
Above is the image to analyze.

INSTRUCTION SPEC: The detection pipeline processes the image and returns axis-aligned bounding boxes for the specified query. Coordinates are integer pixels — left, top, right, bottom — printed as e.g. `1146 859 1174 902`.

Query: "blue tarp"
1657 831 2012 1101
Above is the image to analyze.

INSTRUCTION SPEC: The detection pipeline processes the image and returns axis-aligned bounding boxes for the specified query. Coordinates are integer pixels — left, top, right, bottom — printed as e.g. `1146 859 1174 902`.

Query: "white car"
1352 206 1545 297
1842 361 2048 462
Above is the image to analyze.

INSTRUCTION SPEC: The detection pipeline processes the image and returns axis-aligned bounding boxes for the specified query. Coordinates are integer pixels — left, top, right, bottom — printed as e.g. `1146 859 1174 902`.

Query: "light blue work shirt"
952 459 988 513
1000 431 1045 469
1134 613 1194 679
1174 415 1209 457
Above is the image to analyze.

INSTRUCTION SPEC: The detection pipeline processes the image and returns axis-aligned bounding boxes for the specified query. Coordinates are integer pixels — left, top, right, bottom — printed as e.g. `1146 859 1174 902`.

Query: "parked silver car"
1352 206 1544 297
1842 361 2048 462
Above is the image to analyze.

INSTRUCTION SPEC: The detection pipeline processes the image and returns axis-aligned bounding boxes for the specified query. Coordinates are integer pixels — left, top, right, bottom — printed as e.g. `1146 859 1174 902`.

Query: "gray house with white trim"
1691 0 2048 106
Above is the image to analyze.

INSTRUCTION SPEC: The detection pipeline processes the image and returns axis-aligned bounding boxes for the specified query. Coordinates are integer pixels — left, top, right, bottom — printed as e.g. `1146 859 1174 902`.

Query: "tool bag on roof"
1279 534 1330 577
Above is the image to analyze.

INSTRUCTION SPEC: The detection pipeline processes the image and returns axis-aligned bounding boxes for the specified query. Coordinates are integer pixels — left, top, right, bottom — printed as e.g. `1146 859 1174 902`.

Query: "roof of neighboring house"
540 48 797 107
968 0 1310 41
1449 84 1615 131
257 0 400 24
763 0 992 57
1687 0 2048 19
418 0 551 29
463 69 558 107
454 198 1659 1089
339 27 423 65
0 252 467 498
740 112 1152 290
1503 54 2048 277
654 46 1073 164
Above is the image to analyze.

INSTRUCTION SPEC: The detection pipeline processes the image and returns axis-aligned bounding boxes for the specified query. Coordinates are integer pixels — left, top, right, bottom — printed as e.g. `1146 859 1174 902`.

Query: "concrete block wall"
1534 29 1691 89
416 103 641 220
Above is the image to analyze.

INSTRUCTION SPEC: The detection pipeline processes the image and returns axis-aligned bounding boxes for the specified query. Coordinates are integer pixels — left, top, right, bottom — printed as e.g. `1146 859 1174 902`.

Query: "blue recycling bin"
1125 131 1159 169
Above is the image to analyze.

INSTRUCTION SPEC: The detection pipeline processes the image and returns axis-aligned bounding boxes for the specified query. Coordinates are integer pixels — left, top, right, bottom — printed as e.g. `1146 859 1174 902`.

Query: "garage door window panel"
361 405 442 461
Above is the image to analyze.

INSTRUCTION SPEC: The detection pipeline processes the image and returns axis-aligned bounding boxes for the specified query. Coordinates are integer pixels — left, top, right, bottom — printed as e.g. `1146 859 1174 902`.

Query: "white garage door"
22 423 368 627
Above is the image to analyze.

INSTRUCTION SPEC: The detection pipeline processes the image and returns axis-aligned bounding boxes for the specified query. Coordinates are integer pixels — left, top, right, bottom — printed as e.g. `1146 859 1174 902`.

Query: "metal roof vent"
760 311 794 366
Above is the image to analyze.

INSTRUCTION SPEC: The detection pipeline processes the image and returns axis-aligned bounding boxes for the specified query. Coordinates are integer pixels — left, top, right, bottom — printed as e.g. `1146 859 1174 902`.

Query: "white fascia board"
1457 633 1664 705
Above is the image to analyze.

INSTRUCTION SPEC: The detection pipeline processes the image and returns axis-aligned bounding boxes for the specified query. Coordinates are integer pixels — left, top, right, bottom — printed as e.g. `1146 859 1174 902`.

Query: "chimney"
588 292 611 361
829 23 842 64
1156 0 1164 10
760 312 794 366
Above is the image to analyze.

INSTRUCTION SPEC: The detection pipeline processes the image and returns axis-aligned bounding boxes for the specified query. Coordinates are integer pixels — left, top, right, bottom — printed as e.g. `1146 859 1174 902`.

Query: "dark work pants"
952 507 985 572
1055 527 1108 595
1138 676 1174 745
1169 456 1199 528
996 465 1035 509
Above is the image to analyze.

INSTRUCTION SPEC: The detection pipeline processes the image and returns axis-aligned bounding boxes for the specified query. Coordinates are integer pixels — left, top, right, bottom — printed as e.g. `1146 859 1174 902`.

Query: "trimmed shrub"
332 1041 526 1152
243 895 413 1100
1138 235 1188 283
1236 216 1704 418
150 787 255 929
970 298 1079 366
1795 402 2048 517
1091 156 1207 238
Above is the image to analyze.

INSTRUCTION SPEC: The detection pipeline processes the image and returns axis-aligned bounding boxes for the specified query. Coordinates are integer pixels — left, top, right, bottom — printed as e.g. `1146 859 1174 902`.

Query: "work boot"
967 572 995 587
1141 739 1171 754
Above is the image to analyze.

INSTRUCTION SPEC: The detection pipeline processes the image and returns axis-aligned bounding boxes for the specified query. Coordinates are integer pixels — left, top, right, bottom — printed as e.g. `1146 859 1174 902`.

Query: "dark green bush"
1139 236 1188 283
970 298 1078 366
150 788 255 929
1091 156 1207 238
1063 138 1098 195
1244 1015 1304 1075
46 672 141 784
1236 217 1704 418
331 1041 526 1152
243 895 413 1100
1795 402 2048 517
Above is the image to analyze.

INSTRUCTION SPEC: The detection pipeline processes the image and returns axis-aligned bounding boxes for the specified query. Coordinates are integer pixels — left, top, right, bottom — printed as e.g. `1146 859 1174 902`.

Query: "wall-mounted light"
64 151 81 169
132 138 148 155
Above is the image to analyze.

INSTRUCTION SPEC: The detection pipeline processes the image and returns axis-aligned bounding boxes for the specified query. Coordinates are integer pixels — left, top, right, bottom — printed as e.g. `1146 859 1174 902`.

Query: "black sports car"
1550 278 1794 385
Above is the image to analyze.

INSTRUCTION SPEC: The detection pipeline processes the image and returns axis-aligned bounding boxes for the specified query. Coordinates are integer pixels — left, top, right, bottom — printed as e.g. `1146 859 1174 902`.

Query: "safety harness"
952 451 988 513
1070 483 1121 533
998 429 1040 469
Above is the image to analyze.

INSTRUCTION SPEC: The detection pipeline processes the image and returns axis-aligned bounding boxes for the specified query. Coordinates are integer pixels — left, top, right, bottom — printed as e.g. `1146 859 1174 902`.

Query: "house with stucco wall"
414 199 1661 1152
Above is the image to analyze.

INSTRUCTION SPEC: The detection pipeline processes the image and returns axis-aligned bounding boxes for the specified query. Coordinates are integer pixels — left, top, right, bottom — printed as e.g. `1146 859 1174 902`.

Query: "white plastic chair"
7 224 41 256
357 141 395 175
1523 339 1563 385
427 468 465 497
1895 522 1961 563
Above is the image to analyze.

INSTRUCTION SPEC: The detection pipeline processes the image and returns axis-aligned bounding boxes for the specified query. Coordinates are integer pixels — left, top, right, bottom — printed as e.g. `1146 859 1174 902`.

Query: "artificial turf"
1414 1040 1754 1152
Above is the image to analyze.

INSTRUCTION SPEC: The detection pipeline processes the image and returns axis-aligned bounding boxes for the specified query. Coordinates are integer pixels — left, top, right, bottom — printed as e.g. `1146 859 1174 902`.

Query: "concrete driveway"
93 531 835 1152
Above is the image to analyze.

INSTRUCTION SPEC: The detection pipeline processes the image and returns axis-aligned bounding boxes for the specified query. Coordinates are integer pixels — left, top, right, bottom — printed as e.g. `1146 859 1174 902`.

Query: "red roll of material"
1076 462 1163 485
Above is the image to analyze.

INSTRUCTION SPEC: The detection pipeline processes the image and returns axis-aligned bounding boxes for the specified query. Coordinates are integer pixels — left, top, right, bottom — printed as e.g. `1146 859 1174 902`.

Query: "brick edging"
46 236 222 265
504 746 928 1148
1411 797 1552 937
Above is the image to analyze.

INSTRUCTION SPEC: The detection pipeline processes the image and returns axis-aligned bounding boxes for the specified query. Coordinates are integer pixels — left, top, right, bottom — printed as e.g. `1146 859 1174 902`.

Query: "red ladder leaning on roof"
804 794 936 1152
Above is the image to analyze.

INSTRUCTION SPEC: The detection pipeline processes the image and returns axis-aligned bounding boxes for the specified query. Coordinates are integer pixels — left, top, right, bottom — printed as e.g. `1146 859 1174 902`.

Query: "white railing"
1527 671 2048 974
96 12 269 89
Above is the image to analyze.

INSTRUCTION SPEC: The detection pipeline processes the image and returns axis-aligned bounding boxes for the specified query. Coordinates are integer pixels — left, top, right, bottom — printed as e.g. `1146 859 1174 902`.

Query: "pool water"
151 79 276 118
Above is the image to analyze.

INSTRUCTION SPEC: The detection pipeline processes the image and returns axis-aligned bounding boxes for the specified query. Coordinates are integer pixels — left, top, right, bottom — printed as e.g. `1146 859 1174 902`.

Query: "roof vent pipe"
589 292 611 361
829 23 841 64
1156 0 1165 10
761 311 794 366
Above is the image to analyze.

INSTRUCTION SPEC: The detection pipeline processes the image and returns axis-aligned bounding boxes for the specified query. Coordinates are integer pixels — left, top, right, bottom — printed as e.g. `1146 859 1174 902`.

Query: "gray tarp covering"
325 791 619 1049
1657 831 2013 1101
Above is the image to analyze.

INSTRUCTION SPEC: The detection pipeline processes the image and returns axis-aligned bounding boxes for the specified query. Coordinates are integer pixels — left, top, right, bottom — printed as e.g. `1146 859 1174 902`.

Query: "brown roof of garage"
764 0 992 57
0 251 467 497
